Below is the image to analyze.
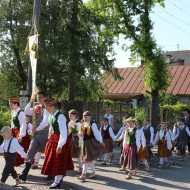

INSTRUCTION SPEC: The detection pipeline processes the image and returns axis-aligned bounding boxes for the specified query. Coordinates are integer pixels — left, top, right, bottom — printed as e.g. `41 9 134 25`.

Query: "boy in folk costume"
183 109 190 155
142 118 154 163
100 117 116 165
135 120 149 171
175 117 190 160
19 91 50 182
68 109 82 173
78 111 105 181
41 98 74 189
153 122 172 168
122 117 141 179
0 126 27 186
9 98 30 167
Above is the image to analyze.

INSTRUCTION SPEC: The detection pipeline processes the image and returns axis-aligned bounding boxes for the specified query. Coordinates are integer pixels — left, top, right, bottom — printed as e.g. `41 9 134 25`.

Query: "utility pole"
26 0 40 96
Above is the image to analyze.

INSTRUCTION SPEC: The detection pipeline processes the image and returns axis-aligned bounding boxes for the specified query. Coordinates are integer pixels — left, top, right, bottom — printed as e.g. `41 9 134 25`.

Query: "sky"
114 0 190 68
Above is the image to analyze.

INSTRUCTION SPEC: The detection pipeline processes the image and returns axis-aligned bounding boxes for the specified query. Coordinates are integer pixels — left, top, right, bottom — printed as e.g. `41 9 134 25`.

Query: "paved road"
1 147 190 190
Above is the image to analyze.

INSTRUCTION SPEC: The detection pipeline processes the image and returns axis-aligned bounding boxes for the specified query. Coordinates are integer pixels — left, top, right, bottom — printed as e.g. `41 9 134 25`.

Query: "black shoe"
19 162 31 182
44 175 54 180
49 182 61 189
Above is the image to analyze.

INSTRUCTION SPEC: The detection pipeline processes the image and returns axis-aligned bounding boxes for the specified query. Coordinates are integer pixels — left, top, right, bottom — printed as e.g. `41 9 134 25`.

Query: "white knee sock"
55 175 63 183
82 163 88 174
89 162 95 174
159 158 164 165
143 159 148 166
34 152 42 164
78 158 82 168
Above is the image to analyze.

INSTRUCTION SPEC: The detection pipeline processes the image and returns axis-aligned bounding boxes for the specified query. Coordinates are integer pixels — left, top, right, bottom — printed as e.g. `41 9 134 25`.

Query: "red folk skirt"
123 144 138 170
12 128 31 166
41 134 74 176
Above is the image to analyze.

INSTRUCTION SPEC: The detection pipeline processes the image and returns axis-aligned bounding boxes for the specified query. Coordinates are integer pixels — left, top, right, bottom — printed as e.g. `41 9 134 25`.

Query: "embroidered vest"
81 122 95 141
35 105 49 134
50 112 62 134
179 126 188 143
12 110 23 129
126 127 137 145
101 125 111 139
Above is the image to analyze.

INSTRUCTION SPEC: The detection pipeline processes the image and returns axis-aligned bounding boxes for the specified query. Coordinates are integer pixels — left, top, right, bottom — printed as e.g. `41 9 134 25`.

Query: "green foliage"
161 103 190 128
134 107 149 124
159 92 178 106
0 106 11 129
144 48 171 91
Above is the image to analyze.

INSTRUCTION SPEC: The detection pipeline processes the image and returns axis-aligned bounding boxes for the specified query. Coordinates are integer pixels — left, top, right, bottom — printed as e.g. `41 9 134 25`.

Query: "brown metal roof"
102 65 190 98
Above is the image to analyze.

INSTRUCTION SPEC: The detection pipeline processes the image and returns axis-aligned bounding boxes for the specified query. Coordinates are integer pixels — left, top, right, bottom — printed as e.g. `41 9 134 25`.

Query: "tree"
89 0 170 128
0 0 116 103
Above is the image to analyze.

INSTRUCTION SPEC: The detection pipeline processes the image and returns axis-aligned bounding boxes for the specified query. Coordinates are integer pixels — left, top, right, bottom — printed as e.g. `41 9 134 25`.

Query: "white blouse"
11 107 26 139
100 125 116 141
153 130 172 150
123 127 141 151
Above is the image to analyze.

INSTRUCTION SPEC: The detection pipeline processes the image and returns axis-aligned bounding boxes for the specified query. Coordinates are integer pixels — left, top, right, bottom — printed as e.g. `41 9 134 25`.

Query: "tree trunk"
68 0 79 101
150 89 159 131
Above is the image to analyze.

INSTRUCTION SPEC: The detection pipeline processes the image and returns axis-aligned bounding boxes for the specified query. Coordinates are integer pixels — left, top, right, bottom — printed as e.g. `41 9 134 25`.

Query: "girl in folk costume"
122 117 141 179
134 120 149 172
41 98 74 189
153 122 172 168
78 111 105 181
68 109 82 173
9 98 30 166
100 117 116 165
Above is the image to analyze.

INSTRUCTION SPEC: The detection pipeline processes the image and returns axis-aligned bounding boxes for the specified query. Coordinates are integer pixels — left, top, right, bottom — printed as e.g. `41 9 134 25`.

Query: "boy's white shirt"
0 137 27 158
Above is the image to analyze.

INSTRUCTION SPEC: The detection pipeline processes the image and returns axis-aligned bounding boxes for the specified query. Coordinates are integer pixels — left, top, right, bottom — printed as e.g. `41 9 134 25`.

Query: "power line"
153 12 190 36
167 0 190 17
156 5 190 26
178 0 190 10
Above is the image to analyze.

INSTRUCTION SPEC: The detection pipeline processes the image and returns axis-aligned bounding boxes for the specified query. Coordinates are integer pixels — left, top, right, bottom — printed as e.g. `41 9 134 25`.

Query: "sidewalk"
0 147 190 190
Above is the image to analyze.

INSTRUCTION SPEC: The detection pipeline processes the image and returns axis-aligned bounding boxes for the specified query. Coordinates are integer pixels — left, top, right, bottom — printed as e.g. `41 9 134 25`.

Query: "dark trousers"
1 153 17 183
147 144 153 159
188 137 190 153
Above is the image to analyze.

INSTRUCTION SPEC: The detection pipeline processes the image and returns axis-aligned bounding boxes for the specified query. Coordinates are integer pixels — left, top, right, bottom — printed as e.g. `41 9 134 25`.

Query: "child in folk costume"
68 109 82 173
9 98 30 167
116 118 129 170
122 117 141 179
134 120 149 171
100 117 116 165
153 122 172 168
175 117 190 160
41 98 74 189
142 118 154 163
0 126 27 186
78 111 105 181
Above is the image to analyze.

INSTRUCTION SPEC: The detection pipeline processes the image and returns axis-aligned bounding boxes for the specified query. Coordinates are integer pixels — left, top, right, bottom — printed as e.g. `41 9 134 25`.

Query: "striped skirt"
41 134 74 176
81 138 106 162
123 144 138 170
12 128 31 166
158 140 171 157
138 145 148 161
104 138 114 153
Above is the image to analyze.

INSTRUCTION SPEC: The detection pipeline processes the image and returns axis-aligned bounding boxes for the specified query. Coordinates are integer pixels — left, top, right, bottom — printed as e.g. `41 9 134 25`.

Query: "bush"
0 106 11 130
161 103 190 129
